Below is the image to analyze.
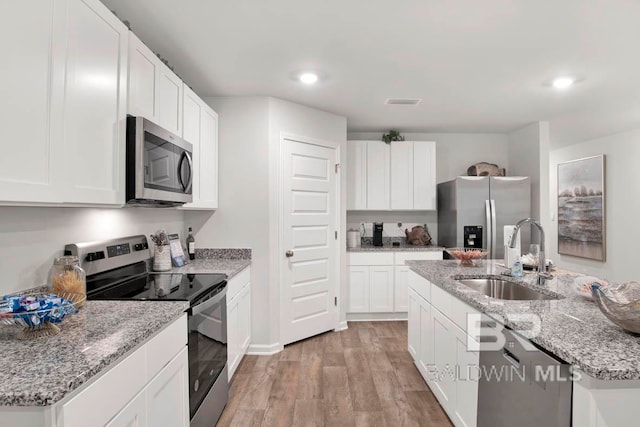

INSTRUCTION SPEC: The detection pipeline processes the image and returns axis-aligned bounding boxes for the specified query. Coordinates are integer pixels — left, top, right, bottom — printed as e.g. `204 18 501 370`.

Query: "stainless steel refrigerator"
437 176 531 259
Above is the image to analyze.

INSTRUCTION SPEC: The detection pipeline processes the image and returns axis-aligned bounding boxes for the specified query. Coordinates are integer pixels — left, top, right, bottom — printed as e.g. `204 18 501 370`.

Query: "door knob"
285 250 294 258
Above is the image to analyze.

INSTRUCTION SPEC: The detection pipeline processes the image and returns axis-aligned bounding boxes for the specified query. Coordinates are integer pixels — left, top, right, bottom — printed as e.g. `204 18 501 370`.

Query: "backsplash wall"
0 207 185 295
347 211 438 243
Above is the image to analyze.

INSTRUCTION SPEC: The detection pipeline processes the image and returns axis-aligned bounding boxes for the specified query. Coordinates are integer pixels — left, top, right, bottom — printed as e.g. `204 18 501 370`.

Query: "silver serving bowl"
591 282 640 335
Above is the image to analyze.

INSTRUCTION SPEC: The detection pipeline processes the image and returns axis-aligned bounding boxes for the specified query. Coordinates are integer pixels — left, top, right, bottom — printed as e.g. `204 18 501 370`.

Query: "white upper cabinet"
197 106 219 208
158 63 183 136
0 0 127 205
128 31 183 137
181 85 218 210
0 1 61 203
128 32 160 120
412 141 437 209
347 141 367 210
366 141 391 209
390 141 414 209
347 140 435 211
53 0 128 204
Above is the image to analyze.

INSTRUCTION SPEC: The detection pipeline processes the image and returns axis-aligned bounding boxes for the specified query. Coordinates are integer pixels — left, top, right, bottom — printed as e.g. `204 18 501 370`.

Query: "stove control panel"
64 235 151 276
107 243 131 258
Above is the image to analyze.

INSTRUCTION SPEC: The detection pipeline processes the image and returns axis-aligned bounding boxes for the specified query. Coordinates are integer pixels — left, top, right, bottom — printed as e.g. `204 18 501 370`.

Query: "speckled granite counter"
172 258 251 278
0 300 188 406
348 243 444 252
172 248 251 278
407 260 640 380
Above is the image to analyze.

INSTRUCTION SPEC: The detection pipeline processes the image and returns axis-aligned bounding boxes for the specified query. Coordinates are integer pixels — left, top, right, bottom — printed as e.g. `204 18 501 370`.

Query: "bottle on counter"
186 227 196 260
511 260 524 277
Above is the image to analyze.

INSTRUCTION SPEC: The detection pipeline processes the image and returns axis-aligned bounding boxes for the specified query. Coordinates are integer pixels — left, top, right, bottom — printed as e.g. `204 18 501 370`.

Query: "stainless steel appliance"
64 235 228 426
126 116 193 207
437 176 530 259
373 222 383 246
478 327 572 427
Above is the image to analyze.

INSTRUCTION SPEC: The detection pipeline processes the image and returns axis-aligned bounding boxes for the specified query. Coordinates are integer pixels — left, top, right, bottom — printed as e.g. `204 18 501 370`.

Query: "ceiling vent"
385 98 422 105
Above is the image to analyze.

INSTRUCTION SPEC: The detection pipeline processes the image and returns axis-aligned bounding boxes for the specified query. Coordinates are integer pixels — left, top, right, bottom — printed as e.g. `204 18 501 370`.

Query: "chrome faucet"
509 218 553 286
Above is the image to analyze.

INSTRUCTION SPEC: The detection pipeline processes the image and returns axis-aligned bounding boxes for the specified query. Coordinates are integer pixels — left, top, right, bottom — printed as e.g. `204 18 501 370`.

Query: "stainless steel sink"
457 278 558 300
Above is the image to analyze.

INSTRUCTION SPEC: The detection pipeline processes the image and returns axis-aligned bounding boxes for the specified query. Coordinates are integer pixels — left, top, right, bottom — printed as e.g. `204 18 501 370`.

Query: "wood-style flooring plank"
292 399 325 427
217 322 454 427
344 348 382 411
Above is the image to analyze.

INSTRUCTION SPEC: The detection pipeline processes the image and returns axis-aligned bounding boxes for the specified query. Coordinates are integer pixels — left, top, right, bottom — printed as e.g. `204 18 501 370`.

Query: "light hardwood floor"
217 321 453 426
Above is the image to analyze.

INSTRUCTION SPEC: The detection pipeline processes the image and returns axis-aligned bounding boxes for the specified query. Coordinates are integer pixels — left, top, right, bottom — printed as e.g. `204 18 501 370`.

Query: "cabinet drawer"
430 284 452 317
348 252 394 266
450 296 479 334
228 266 250 301
60 345 147 427
408 270 431 302
146 314 187 381
395 251 443 265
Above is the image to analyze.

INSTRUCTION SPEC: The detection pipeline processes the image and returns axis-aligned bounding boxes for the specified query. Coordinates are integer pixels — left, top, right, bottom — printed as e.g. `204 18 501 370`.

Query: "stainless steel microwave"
126 116 193 207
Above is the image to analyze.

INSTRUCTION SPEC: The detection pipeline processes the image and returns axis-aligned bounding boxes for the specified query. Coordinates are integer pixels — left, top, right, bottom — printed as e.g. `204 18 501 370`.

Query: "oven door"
126 116 193 205
188 286 228 421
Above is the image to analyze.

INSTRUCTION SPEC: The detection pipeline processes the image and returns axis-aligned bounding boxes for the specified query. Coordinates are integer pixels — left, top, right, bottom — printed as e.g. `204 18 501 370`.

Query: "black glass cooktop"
86 261 226 303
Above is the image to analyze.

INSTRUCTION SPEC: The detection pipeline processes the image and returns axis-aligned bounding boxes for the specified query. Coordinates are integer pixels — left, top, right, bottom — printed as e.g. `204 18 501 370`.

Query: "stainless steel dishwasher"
477 327 572 427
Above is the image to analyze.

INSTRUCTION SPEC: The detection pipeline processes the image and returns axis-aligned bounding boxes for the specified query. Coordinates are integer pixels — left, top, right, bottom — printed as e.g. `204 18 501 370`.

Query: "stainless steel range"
64 235 228 426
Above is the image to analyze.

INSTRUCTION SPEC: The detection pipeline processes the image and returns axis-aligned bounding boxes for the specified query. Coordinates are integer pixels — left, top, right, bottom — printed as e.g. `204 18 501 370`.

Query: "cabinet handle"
285 250 294 258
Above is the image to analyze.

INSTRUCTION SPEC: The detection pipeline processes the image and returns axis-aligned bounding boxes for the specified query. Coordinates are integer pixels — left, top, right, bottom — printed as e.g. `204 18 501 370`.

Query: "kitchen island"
407 259 640 427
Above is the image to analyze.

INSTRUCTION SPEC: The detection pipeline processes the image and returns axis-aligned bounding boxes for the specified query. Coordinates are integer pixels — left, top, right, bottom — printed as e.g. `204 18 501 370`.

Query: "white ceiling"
101 0 640 147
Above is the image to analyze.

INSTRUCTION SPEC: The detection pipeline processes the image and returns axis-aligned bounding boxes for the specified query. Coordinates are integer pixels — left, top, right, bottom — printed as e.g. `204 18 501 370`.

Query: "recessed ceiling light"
299 72 318 84
552 76 576 89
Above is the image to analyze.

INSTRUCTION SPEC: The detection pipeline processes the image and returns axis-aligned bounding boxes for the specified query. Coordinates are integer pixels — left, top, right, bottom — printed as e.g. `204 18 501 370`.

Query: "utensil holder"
152 245 172 272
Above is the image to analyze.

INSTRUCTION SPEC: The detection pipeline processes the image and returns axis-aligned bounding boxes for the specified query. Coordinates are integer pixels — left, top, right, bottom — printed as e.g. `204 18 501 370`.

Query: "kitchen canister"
48 255 86 308
152 244 172 272
347 229 360 248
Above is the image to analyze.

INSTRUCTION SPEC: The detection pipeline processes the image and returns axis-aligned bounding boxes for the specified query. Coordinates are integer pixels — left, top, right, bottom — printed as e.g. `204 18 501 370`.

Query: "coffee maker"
373 222 383 246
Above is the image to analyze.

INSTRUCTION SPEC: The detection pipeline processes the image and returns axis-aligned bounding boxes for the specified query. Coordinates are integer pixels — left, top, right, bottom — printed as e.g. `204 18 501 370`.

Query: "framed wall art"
557 154 606 261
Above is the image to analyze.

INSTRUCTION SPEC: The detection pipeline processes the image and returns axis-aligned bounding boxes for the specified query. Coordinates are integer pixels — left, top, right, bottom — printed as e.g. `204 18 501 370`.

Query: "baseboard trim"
247 342 284 355
346 312 408 322
335 320 348 331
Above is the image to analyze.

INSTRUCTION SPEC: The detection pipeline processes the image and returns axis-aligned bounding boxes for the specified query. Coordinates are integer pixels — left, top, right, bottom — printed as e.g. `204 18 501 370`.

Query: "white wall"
546 128 640 281
188 96 272 346
346 132 510 244
0 207 184 295
268 98 348 342
191 96 347 350
507 122 551 243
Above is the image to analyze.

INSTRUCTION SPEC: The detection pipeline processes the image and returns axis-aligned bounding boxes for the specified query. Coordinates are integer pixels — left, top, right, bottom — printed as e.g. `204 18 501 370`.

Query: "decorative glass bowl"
445 248 489 266
591 282 640 334
0 292 81 340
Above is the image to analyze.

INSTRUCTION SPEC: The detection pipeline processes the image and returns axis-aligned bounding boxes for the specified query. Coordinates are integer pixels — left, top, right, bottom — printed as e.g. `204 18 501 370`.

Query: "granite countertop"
0 300 188 407
348 243 445 252
171 248 251 278
172 258 251 278
407 260 640 381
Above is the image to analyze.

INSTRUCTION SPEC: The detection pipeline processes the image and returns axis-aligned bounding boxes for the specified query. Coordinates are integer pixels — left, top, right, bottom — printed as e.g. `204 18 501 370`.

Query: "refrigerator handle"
490 199 497 259
485 200 492 257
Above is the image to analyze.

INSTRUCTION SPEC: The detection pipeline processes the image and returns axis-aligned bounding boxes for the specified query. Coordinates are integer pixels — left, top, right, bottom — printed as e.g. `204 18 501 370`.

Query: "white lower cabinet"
106 347 188 427
394 265 410 312
227 266 251 379
408 270 478 427
146 347 190 427
347 251 442 317
369 266 394 312
7 314 193 427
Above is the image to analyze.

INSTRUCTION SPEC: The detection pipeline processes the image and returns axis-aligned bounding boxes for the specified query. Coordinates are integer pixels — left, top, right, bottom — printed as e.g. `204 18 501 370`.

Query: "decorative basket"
445 248 489 266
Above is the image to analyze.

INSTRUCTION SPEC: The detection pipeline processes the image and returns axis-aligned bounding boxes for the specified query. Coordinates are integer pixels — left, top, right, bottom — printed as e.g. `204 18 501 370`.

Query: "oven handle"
190 284 227 316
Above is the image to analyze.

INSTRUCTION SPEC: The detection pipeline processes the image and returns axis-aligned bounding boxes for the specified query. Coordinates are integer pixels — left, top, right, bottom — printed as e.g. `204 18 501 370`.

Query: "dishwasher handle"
503 348 521 368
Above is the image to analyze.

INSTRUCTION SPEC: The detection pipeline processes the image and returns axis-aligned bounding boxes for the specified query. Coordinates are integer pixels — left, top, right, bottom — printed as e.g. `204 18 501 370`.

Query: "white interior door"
281 136 338 345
